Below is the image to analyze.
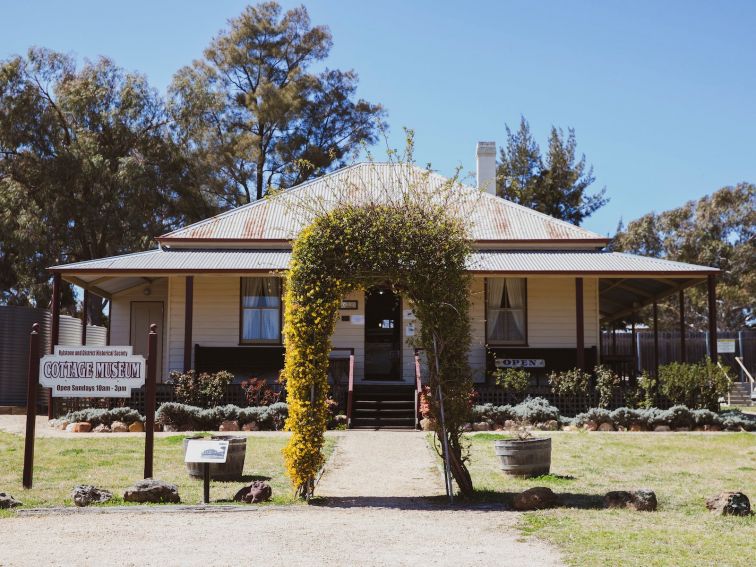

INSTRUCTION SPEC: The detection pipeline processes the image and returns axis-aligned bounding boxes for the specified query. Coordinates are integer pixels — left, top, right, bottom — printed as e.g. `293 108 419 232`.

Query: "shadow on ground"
311 491 605 511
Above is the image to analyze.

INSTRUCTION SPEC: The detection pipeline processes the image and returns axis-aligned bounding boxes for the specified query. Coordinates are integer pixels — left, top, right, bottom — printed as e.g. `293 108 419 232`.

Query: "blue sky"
3 0 754 236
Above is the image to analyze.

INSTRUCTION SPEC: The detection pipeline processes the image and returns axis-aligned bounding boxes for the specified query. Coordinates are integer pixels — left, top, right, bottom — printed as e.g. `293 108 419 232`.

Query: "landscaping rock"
219 420 239 432
123 479 180 504
629 424 643 432
0 492 22 509
704 424 721 432
71 485 113 507
66 422 92 433
541 420 559 431
513 487 557 511
233 481 272 503
93 424 111 433
598 422 615 432
706 492 751 516
503 419 517 430
128 421 145 433
604 489 657 511
675 426 691 432
654 425 671 432
111 421 128 433
584 420 598 431
241 422 259 432
472 422 490 431
562 425 577 432
55 420 69 431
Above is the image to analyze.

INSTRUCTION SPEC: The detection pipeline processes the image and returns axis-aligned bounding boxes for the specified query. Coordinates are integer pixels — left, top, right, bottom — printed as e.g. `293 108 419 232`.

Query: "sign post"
184 439 229 504
22 323 41 489
144 324 157 479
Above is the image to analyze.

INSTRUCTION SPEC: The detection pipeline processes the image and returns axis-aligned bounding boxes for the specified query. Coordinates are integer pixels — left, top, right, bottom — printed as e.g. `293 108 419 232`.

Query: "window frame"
239 276 283 345
484 277 528 346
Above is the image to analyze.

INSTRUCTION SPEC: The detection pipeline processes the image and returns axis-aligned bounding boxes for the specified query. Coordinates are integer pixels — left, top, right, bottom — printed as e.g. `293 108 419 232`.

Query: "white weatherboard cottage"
51 143 719 425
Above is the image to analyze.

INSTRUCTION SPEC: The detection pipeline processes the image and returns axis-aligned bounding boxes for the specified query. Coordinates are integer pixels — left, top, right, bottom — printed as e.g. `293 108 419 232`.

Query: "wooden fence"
600 329 755 380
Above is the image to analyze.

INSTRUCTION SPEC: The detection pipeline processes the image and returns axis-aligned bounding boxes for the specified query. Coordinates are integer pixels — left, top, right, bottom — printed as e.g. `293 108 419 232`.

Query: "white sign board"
717 339 736 353
350 315 365 325
39 346 146 397
184 440 229 464
495 358 546 369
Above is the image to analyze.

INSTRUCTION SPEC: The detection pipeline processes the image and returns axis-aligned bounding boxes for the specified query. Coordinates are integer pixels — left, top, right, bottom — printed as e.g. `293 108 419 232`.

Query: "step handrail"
414 348 423 429
733 357 755 401
346 354 355 428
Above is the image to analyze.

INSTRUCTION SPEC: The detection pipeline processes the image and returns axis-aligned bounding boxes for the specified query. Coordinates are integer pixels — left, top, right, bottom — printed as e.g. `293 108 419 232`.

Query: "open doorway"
364 287 401 380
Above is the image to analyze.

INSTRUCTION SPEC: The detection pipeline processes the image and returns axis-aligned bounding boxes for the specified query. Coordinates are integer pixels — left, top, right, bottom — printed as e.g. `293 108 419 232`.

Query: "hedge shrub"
155 402 289 431
59 407 144 427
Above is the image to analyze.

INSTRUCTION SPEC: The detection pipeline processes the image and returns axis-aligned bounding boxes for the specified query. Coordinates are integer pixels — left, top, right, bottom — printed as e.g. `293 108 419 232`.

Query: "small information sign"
184 440 229 464
717 339 736 354
39 346 146 397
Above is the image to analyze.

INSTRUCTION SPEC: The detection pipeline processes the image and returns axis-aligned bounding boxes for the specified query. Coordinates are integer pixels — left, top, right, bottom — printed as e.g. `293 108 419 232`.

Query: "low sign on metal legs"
185 439 229 504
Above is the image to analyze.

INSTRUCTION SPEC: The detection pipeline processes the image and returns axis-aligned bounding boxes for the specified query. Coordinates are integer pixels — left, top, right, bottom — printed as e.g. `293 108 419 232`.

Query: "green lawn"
0 431 333 514
465 432 756 567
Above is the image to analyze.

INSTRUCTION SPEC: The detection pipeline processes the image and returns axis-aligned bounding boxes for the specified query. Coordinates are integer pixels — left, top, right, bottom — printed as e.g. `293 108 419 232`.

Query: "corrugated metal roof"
159 163 608 243
52 249 291 272
468 251 717 274
53 248 716 276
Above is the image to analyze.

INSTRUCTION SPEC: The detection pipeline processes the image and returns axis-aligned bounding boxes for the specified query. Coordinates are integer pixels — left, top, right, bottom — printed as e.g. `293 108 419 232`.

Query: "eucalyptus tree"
169 2 386 207
0 48 209 316
612 183 755 330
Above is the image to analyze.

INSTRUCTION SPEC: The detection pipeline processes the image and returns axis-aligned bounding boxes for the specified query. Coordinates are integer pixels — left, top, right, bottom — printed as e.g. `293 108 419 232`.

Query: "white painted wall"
332 290 365 381
107 274 602 385
109 278 168 379
527 277 599 348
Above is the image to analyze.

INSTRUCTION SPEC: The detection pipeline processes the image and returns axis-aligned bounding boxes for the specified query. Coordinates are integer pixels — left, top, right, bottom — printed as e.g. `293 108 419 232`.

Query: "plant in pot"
493 427 552 477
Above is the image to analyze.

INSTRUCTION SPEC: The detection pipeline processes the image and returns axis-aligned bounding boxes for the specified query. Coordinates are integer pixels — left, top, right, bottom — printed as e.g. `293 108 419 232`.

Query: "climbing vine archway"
282 201 475 499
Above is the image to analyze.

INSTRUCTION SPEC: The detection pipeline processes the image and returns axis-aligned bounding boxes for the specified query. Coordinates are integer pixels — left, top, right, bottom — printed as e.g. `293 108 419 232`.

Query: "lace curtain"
242 277 281 341
487 278 526 343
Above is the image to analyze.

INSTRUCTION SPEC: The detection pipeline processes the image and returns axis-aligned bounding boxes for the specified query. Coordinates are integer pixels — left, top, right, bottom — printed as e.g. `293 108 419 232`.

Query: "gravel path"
316 430 446 500
1 505 563 567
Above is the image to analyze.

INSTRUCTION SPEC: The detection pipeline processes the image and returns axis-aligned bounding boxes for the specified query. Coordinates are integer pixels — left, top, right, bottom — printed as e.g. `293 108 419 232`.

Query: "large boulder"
111 421 128 433
66 422 92 433
93 424 111 433
513 487 557 511
71 485 113 507
598 422 615 432
604 489 657 511
233 481 272 504
128 421 145 433
706 492 751 516
0 492 22 509
123 479 180 504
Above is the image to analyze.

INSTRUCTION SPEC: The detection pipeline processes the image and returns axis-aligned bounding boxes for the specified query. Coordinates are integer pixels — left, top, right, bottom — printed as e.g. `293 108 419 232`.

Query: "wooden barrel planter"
183 435 247 481
494 437 551 477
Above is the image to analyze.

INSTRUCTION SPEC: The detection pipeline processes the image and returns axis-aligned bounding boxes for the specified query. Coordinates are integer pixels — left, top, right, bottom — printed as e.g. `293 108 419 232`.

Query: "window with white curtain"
240 277 281 343
486 278 527 344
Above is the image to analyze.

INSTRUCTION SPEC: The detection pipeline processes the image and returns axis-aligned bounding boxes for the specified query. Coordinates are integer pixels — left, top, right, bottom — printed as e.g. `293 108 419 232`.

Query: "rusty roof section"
158 163 608 246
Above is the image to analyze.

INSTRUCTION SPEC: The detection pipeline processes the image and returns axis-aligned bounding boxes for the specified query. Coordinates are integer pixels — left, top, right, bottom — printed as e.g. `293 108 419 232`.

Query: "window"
486 278 527 344
240 277 281 343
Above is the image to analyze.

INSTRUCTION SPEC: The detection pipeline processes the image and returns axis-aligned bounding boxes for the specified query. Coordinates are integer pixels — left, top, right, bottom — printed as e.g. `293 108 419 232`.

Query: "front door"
130 301 164 382
364 287 401 380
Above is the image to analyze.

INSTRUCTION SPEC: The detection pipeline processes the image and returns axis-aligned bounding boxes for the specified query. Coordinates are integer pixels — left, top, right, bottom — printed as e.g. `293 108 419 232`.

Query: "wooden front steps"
351 384 416 429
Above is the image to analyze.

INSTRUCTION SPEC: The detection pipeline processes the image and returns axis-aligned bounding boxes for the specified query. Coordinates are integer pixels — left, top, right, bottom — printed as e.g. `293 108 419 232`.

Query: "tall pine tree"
496 117 607 225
